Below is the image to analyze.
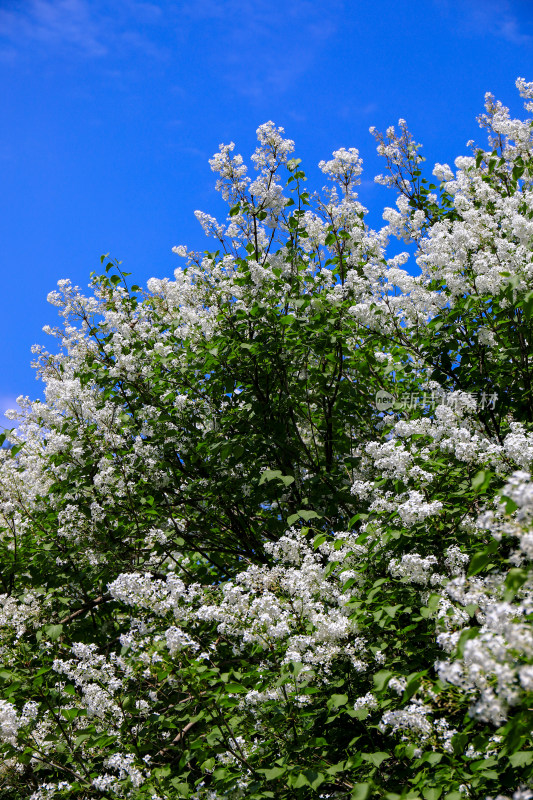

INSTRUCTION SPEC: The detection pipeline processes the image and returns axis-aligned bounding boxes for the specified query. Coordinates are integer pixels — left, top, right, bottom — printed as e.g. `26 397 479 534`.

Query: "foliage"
2 82 533 799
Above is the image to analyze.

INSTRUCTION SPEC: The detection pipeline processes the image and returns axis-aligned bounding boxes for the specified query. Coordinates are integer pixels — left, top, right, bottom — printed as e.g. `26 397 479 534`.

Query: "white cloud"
0 0 169 61
499 16 532 46
180 0 344 100
435 0 532 46
0 0 343 96
0 0 107 57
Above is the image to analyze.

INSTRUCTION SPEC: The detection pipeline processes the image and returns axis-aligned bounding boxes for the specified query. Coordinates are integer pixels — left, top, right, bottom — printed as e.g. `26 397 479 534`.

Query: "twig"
157 720 198 755
59 593 111 624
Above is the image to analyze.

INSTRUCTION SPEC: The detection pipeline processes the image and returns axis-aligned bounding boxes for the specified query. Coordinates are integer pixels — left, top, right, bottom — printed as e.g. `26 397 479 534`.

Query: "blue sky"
1 0 533 420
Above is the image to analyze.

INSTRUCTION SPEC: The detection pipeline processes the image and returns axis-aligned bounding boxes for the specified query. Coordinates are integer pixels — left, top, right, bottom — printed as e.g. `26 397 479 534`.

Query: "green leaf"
423 789 442 800
262 766 286 780
501 494 519 514
471 469 493 493
61 708 80 721
286 157 302 171
521 290 533 320
286 661 306 676
384 604 402 618
259 469 295 487
224 683 247 693
402 672 425 702
467 539 499 576
509 751 533 767
512 164 525 182
170 779 191 795
351 784 371 800
456 627 479 657
280 314 296 325
373 670 393 691
362 751 391 767
301 770 325 789
322 761 345 776
504 568 528 600
328 693 349 709
44 624 63 641
421 752 443 765
74 733 93 747
451 732 468 755
287 509 321 525
291 772 310 789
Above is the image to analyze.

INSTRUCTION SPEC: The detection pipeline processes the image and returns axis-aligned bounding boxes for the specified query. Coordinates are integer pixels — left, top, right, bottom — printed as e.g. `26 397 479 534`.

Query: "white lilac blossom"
2 78 533 798
0 700 21 745
109 528 367 677
379 700 433 738
388 553 438 585
427 475 533 724
0 593 40 639
353 692 378 712
396 491 443 526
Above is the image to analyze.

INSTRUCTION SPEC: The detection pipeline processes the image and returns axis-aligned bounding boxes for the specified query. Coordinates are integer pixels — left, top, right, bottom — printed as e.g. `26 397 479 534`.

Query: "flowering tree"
1 79 533 800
